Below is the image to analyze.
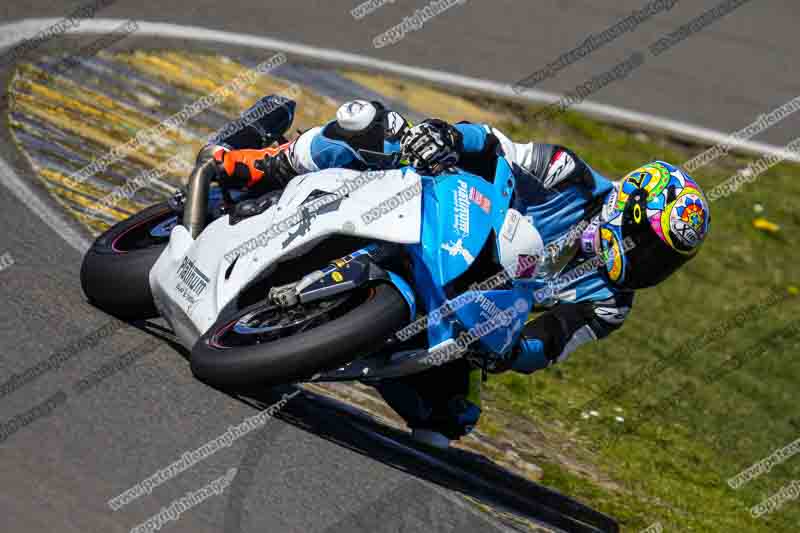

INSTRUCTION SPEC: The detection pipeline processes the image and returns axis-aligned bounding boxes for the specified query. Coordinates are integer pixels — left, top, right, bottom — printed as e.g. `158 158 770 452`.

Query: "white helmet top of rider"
336 100 381 132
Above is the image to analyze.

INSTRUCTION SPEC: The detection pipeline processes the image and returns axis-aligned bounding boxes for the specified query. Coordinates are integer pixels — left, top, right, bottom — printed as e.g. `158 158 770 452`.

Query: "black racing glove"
253 149 298 190
400 119 463 175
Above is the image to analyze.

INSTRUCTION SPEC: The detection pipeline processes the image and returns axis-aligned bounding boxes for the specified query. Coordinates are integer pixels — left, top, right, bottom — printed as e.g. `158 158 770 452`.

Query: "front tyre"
80 202 177 319
190 284 409 388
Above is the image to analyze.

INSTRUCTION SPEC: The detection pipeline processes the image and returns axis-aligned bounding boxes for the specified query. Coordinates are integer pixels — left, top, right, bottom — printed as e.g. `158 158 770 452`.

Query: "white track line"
0 157 91 253
1 17 799 253
12 17 800 162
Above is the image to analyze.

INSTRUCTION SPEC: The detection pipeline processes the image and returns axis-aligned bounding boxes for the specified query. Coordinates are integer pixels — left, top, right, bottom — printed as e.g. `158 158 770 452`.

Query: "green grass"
469 98 800 532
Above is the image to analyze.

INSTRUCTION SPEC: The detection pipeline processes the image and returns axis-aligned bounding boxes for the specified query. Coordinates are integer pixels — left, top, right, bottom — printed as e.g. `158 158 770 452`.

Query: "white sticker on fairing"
441 238 475 264
452 179 470 235
544 150 576 188
175 256 209 305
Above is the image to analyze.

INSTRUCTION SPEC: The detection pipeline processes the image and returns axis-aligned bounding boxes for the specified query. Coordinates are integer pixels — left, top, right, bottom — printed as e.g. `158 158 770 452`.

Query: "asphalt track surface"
0 1 797 532
4 0 800 146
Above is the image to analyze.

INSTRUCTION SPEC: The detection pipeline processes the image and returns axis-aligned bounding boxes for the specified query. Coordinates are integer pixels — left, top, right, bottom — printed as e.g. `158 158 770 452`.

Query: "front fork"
276 247 483 383
265 245 483 383
268 244 417 319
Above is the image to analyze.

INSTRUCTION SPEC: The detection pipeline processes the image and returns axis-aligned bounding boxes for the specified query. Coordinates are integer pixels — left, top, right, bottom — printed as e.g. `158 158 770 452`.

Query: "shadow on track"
221 384 619 533
131 318 617 532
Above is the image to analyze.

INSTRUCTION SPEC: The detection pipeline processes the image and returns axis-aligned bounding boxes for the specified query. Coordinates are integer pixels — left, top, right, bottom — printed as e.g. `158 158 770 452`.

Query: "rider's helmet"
325 100 410 154
593 161 710 289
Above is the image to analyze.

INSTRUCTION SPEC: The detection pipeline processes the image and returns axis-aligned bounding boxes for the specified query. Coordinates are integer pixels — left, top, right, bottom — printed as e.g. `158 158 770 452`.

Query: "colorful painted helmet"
597 161 710 289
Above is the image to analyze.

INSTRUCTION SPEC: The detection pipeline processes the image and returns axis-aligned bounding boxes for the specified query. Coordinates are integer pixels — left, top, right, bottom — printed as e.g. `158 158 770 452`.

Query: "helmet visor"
602 186 694 289
620 229 693 289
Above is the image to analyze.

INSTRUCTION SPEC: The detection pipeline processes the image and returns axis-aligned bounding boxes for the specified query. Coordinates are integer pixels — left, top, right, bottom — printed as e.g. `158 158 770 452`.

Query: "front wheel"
80 202 178 319
190 284 409 388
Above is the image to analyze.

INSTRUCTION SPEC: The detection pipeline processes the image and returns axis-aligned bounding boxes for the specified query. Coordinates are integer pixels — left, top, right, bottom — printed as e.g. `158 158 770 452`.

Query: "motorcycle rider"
382 119 710 447
204 96 711 449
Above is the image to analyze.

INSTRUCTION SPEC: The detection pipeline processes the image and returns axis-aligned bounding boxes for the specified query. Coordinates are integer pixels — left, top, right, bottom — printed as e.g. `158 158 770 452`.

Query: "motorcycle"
81 114 545 390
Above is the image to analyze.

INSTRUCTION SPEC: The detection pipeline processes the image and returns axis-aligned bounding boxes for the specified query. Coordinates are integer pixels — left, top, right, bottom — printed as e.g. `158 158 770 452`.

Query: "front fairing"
408 158 541 355
150 167 423 348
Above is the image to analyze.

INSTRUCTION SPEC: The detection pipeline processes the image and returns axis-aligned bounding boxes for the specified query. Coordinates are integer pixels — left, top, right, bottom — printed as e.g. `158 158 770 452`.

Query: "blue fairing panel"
416 172 495 286
386 270 416 320
405 159 522 352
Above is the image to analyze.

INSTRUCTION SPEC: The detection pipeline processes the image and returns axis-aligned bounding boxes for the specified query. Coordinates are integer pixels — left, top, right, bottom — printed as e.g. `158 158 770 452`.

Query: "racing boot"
376 360 483 447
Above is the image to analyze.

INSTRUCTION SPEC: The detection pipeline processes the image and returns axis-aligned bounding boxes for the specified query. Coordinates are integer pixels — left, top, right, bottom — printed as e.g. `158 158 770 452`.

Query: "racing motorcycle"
81 123 544 390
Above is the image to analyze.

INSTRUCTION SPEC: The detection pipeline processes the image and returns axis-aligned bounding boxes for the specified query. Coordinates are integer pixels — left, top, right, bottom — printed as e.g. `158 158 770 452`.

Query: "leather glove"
400 119 463 175
253 149 297 189
213 145 296 189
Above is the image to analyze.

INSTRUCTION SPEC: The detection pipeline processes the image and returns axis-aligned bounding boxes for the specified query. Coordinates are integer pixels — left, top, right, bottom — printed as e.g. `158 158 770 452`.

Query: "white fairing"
150 168 422 348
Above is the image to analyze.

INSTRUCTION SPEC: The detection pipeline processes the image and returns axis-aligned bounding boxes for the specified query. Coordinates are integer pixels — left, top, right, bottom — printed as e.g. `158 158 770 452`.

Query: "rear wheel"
80 202 177 319
190 283 409 388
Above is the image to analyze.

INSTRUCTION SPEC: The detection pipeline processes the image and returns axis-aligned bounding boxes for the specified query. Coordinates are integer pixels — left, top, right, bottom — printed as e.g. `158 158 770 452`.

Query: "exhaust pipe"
182 145 220 239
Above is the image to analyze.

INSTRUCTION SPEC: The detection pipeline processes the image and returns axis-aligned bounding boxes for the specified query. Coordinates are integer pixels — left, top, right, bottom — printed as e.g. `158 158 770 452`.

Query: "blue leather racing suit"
375 123 634 439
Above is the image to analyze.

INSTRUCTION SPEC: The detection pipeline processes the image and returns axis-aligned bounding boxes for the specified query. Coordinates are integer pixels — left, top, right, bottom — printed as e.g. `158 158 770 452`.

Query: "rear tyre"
80 203 177 320
190 284 409 388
